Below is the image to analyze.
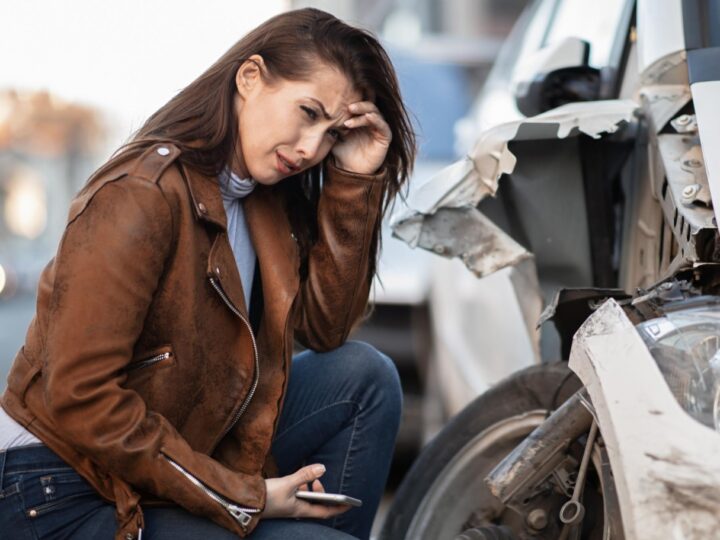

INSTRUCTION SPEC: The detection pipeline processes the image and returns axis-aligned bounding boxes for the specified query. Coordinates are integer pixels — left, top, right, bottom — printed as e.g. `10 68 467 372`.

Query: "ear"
235 54 266 99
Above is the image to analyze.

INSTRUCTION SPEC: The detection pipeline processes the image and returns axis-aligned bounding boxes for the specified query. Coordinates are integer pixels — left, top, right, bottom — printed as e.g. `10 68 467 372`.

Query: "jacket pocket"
21 469 101 525
126 345 175 373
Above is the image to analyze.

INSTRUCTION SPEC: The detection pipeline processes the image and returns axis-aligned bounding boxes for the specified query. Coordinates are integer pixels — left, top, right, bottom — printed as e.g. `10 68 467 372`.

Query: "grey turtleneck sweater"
218 167 257 309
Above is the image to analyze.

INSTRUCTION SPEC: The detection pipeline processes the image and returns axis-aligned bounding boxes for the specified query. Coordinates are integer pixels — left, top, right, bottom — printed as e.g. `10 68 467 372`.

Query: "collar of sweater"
219 167 257 201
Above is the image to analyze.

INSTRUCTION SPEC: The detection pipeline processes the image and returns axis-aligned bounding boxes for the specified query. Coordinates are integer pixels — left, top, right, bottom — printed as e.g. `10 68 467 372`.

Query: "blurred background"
0 0 538 533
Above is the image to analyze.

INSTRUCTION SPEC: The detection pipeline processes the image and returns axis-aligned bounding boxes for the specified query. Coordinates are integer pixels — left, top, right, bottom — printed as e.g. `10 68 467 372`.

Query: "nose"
295 130 325 164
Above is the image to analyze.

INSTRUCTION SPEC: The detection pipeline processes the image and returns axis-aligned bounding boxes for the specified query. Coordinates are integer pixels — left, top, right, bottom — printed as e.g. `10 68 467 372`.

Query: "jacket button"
215 266 221 276
124 534 135 540
28 509 38 518
156 146 170 156
198 203 207 214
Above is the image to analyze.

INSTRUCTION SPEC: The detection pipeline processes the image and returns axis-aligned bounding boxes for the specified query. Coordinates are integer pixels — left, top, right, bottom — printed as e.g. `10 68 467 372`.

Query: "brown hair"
95 8 416 283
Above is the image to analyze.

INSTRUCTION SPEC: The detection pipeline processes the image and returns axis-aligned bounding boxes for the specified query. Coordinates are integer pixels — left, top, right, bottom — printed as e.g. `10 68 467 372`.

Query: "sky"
0 0 289 149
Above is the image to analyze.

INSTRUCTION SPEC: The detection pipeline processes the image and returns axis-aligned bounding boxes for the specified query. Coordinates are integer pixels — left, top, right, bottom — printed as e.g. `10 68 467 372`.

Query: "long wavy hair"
93 8 416 285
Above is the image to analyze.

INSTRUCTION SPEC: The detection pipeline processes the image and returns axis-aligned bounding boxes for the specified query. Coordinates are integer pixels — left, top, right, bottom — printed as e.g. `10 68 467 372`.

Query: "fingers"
295 500 352 520
299 479 322 492
311 478 325 493
286 466 352 520
290 463 326 489
345 102 392 141
347 101 377 115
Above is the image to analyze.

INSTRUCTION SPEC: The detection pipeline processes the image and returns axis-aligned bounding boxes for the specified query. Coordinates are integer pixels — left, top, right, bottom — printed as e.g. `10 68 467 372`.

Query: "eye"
326 129 343 142
300 105 318 120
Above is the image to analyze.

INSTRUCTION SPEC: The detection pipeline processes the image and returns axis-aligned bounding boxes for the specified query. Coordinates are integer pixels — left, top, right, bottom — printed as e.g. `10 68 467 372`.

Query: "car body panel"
570 299 720 539
692 80 720 222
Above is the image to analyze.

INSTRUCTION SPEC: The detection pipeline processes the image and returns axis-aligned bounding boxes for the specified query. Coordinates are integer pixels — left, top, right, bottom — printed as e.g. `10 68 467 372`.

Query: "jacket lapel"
179 164 300 326
180 164 250 317
243 186 300 330
178 163 227 229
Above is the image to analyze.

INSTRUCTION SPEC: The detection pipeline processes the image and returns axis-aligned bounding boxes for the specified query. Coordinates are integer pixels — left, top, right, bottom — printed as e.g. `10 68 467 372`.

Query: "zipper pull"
227 504 253 528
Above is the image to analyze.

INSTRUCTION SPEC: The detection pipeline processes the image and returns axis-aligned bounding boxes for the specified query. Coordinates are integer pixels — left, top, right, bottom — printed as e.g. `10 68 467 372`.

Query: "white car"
381 0 720 538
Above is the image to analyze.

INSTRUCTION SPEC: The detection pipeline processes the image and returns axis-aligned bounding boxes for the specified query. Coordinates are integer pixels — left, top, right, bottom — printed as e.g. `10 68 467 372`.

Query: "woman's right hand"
262 463 352 519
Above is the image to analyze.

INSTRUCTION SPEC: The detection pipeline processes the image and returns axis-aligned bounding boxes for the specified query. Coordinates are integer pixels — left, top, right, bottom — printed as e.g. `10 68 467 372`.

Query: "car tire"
378 363 583 540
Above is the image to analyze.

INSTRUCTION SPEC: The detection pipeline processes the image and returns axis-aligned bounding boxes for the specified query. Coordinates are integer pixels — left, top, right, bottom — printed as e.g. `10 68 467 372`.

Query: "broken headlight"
636 302 720 431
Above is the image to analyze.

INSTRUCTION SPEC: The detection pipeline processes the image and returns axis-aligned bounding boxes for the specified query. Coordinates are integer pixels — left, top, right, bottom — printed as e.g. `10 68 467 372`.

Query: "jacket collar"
180 162 300 322
178 163 228 230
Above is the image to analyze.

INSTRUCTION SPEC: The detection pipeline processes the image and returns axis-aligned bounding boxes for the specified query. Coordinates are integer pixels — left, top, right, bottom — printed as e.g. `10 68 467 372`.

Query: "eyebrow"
307 97 332 121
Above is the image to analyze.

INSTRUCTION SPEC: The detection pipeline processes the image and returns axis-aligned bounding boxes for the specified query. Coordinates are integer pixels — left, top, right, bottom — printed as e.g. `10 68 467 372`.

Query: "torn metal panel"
569 299 720 540
392 99 637 278
638 85 692 133
406 206 531 278
640 51 688 86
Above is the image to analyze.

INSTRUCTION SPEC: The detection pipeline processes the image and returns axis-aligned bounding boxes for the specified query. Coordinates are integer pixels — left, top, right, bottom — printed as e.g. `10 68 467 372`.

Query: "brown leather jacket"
1 143 384 539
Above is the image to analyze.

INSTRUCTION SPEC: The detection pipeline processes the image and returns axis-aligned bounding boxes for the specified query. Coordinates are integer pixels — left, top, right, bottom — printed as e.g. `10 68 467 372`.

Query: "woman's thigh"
0 477 351 540
82 507 355 540
143 510 356 540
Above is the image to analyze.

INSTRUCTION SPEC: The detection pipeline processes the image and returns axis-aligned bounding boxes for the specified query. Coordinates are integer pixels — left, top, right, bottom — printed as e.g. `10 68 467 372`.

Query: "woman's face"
233 56 361 184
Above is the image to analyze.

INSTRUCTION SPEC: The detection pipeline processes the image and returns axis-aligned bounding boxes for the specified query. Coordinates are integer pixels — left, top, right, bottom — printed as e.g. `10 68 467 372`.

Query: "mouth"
276 152 300 175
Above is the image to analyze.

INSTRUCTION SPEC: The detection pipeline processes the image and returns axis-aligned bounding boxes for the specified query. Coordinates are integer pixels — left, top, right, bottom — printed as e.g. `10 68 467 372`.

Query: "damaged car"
380 0 720 538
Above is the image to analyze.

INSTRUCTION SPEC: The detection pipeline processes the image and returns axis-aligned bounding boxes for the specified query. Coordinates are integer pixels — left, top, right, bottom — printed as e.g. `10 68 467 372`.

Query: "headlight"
636 301 720 431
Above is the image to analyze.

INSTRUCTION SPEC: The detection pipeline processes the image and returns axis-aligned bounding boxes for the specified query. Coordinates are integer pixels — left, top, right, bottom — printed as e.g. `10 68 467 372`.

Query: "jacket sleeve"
292 162 386 351
42 176 265 536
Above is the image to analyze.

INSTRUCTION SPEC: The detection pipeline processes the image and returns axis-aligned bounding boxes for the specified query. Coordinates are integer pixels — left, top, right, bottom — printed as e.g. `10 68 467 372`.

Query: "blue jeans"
0 341 402 539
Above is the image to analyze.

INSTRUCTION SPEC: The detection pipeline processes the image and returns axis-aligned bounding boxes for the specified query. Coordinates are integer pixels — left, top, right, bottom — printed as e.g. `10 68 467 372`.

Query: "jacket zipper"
126 352 172 372
164 455 260 529
208 276 260 443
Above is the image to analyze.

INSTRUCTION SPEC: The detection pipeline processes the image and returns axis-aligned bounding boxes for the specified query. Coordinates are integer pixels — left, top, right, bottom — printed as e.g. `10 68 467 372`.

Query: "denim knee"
340 341 403 416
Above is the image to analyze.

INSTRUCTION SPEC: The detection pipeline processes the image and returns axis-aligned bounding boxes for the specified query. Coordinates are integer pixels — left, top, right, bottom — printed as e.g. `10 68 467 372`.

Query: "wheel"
379 364 619 540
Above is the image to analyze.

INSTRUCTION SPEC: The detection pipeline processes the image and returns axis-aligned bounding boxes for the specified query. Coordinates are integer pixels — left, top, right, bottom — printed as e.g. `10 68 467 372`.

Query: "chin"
253 172 287 186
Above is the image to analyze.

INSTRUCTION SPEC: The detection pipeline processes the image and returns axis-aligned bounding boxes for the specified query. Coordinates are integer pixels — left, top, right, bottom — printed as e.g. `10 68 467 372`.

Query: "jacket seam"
67 174 170 228
332 413 360 530
66 173 126 227
157 171 178 256
272 400 360 443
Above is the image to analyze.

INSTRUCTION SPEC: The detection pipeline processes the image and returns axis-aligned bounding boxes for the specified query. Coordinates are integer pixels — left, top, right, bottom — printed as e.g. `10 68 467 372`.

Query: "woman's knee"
341 341 403 410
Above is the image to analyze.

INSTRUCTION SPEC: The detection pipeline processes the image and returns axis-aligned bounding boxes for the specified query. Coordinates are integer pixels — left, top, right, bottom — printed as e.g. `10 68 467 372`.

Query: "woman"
0 8 415 540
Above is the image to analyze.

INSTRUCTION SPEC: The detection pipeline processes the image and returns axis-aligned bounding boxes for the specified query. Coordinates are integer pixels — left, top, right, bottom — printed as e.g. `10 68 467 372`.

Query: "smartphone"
295 490 363 507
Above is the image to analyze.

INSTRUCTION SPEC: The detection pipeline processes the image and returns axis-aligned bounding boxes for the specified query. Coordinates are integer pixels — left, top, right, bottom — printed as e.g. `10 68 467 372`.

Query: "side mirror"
512 37 601 117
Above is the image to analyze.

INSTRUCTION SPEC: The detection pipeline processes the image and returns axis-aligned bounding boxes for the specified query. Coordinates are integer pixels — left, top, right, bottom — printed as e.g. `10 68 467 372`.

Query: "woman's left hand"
331 101 392 175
